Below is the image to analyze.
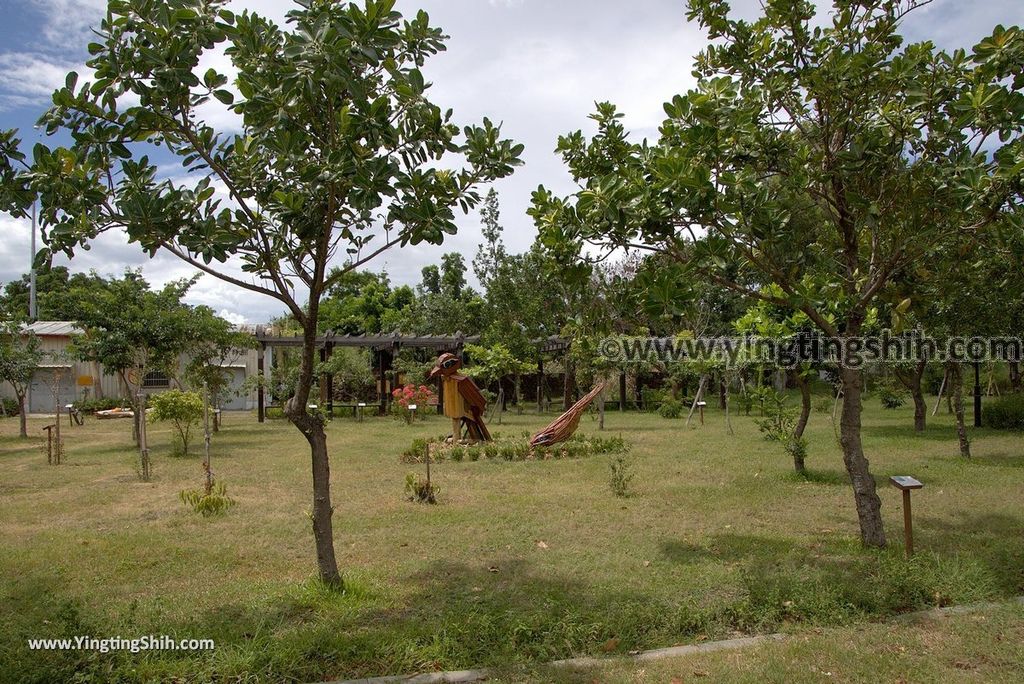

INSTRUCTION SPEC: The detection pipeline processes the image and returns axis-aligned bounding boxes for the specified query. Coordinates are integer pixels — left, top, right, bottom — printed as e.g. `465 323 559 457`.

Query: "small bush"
149 390 204 457
878 384 907 410
736 392 755 416
402 434 629 464
402 438 431 463
658 398 683 419
982 394 1024 430
0 397 20 416
609 455 634 497
404 472 438 504
814 396 832 414
179 482 235 517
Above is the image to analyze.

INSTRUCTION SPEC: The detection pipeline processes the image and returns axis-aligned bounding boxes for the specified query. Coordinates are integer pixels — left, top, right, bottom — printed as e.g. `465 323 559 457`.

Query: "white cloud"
0 52 79 110
29 0 107 44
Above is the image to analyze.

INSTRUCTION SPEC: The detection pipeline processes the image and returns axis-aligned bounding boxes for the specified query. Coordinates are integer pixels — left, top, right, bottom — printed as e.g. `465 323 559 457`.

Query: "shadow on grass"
863 423 961 442
784 469 850 486
661 534 796 564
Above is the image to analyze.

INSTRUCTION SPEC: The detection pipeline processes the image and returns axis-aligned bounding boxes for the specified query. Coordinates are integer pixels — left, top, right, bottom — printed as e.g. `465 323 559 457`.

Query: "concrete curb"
324 596 1024 684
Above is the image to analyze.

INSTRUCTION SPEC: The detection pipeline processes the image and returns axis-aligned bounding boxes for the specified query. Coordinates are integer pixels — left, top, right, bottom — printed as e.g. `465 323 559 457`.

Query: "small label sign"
890 475 923 490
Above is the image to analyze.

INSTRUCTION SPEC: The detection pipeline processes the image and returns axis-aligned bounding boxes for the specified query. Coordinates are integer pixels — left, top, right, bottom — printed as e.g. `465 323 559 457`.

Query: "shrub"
391 384 436 423
179 482 235 516
878 384 907 410
642 388 667 411
814 396 832 414
0 397 20 416
402 438 431 463
149 390 204 457
657 398 683 419
609 455 634 497
733 391 755 416
982 394 1024 430
404 472 438 504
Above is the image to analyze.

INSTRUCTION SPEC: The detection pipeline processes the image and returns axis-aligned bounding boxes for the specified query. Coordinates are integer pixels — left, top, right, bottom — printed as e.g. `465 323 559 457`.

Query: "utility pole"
29 201 37 322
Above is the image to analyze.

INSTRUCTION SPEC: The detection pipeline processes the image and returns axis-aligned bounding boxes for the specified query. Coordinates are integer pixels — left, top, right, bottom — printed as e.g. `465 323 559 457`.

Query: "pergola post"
391 341 401 397
257 341 266 423
619 371 626 412
537 356 545 412
378 348 390 415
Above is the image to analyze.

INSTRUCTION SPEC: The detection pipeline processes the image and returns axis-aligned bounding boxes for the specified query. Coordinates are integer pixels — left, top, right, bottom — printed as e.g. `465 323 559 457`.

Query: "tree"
404 253 487 335
531 1 1024 546
734 291 822 474
70 271 234 477
318 270 414 335
183 316 255 424
150 389 204 457
32 0 521 585
0 266 110 322
0 321 43 438
464 342 536 423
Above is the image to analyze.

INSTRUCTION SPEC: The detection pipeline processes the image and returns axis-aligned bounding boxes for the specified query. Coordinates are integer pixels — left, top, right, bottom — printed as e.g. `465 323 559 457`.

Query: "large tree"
531 1 1024 546
32 0 521 584
70 271 234 475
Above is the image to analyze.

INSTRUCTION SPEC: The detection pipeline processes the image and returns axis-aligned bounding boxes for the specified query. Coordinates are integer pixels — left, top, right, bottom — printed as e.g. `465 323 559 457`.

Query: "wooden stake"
932 368 948 416
686 375 709 427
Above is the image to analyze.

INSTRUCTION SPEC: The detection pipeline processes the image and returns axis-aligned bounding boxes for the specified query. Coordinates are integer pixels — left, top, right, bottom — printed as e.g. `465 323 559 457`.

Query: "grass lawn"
1 395 1022 682
521 600 1024 683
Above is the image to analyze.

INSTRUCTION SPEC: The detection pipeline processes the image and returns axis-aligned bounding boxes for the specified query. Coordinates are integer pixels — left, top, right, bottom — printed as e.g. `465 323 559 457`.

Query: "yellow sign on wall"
77 375 94 387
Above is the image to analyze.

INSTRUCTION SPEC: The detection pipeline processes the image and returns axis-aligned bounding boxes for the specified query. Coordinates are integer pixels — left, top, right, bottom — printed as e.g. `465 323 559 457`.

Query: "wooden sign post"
890 475 924 558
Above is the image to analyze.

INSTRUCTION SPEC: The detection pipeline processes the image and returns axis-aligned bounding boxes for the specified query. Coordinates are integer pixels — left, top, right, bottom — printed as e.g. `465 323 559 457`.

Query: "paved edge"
323 596 1024 684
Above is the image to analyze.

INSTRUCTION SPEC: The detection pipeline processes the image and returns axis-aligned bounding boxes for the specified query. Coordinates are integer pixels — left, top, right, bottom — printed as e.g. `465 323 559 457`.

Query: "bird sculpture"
529 382 607 448
429 352 492 442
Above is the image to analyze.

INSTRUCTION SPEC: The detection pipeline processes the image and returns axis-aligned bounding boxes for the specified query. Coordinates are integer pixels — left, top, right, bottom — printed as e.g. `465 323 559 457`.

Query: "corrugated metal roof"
21 321 82 336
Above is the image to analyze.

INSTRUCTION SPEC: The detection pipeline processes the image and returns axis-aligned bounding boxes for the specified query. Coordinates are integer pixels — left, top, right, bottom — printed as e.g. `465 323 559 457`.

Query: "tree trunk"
949 363 971 458
911 361 927 432
838 368 886 547
287 316 342 588
794 372 811 440
718 373 727 410
1010 361 1022 393
563 360 575 411
17 392 27 438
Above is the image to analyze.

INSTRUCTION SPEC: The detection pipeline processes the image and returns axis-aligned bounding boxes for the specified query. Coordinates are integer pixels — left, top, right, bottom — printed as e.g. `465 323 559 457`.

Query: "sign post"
890 475 923 558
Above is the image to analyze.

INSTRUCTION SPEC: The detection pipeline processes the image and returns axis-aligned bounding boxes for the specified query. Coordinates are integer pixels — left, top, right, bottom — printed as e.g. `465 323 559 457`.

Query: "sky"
1 0 1022 324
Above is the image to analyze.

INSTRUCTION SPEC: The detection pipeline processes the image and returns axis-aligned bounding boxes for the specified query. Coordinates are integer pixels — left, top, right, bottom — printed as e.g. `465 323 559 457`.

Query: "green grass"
516 601 1024 683
1 396 1022 682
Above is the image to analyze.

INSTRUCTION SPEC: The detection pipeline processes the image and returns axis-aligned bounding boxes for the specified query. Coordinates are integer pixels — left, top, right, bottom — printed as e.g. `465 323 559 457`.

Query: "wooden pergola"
252 329 479 421
250 330 636 420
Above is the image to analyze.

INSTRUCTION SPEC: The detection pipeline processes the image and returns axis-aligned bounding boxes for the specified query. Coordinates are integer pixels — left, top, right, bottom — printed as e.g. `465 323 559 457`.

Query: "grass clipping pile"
402 431 628 464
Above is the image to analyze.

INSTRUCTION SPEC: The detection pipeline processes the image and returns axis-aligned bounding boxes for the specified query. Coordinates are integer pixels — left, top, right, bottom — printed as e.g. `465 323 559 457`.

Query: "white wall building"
1 321 261 413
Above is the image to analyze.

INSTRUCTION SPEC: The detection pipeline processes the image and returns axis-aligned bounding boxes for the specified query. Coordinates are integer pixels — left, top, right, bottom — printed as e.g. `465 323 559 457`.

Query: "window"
142 372 171 389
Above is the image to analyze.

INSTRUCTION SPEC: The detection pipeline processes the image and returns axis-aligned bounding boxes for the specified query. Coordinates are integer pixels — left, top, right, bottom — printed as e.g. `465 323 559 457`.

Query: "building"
1 321 261 413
